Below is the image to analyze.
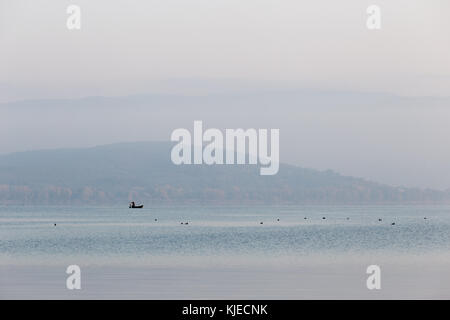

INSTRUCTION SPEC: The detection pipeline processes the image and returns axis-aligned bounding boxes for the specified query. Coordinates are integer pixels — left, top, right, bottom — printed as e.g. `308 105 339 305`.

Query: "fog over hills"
0 141 448 205
2 91 450 190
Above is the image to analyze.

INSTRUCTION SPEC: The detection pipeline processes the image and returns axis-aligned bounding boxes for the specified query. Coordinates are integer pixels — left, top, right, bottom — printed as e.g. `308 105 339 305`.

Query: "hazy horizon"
2 1 450 190
2 89 450 190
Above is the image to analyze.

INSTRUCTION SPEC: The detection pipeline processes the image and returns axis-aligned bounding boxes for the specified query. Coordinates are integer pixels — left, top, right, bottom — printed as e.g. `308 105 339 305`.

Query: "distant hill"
0 141 448 205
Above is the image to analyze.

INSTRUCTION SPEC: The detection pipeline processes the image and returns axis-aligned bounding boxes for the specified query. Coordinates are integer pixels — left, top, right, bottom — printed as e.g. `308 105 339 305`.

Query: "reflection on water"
1 205 450 266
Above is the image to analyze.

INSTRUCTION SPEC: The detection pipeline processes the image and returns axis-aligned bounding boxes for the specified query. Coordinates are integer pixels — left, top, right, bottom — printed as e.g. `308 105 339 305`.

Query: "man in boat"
129 201 144 208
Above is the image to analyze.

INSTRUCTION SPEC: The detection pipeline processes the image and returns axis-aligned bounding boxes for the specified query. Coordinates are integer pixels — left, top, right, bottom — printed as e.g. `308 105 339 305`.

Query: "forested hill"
0 141 448 205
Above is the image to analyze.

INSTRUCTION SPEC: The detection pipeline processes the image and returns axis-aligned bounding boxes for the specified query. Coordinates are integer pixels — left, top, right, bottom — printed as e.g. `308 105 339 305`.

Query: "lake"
1 205 450 299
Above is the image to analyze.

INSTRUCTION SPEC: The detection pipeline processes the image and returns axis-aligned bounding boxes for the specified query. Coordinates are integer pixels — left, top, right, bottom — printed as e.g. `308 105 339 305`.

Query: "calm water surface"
1 205 449 265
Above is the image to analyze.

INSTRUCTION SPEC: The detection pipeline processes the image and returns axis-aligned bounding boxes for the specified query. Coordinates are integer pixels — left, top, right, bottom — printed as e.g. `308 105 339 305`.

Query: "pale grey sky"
1 0 449 101
1 0 450 189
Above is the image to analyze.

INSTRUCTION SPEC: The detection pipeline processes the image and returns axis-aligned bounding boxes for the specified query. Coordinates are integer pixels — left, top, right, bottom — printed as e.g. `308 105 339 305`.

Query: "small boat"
129 201 144 209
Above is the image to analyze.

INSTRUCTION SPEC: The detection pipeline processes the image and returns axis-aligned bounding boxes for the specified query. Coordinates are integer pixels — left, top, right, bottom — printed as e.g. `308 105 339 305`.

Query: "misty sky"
1 0 450 189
